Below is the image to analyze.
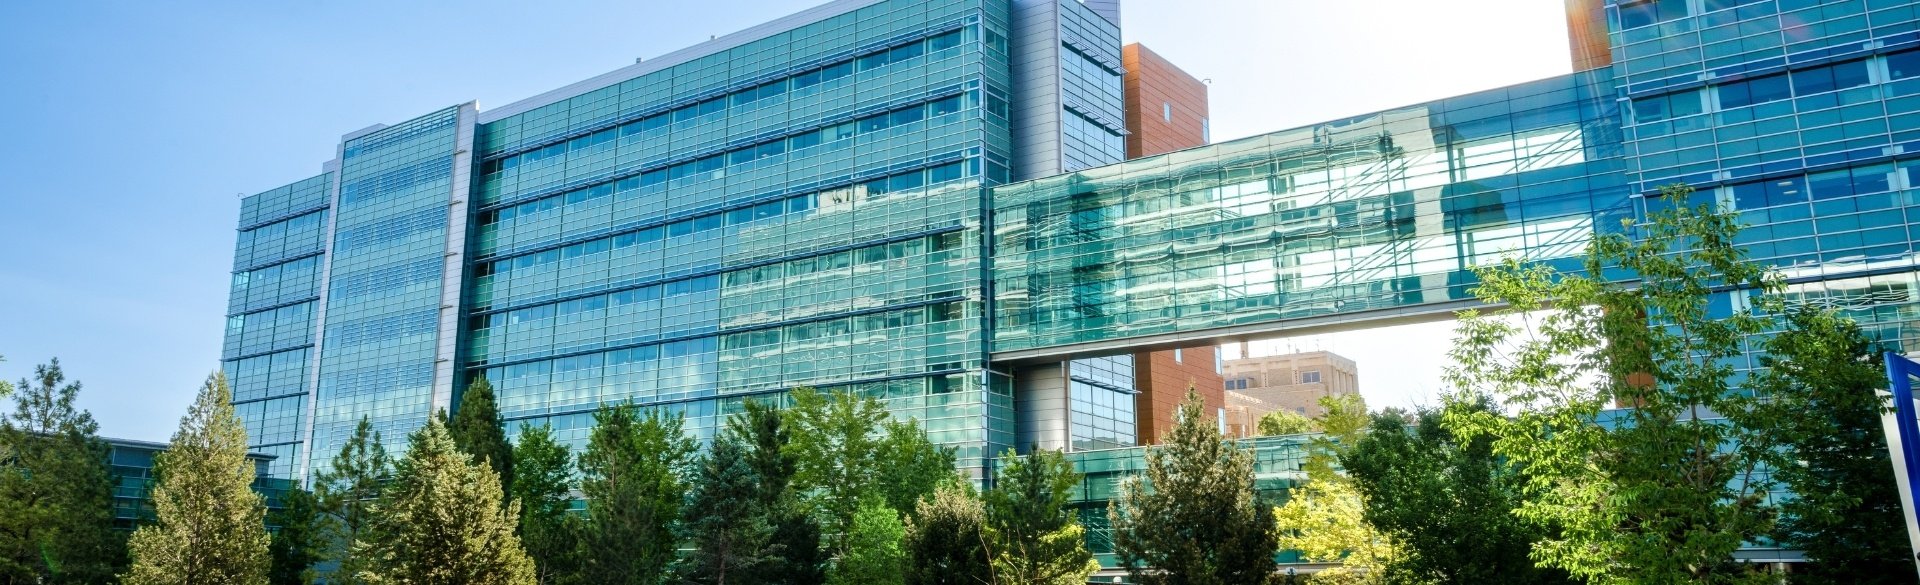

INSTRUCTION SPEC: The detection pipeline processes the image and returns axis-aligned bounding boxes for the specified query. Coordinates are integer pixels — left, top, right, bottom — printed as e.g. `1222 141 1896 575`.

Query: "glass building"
222 0 1920 568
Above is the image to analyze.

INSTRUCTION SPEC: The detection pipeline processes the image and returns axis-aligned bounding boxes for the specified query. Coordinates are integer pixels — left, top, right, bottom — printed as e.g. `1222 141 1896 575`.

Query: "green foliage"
1341 404 1569 584
734 399 826 585
676 435 774 585
266 487 323 585
449 378 513 498
1253 410 1314 437
0 358 123 584
788 388 951 558
982 449 1098 585
1445 188 1780 584
313 416 390 585
354 417 535 585
830 499 906 585
1271 396 1397 584
123 372 270 585
903 482 990 585
1111 388 1278 585
510 424 578 585
576 403 696 585
1744 308 1916 585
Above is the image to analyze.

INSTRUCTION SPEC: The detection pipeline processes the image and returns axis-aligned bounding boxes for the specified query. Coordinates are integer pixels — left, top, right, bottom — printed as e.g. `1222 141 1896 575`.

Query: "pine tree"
675 435 773 585
267 487 324 585
123 372 271 585
903 482 990 585
450 378 513 497
830 499 906 585
576 404 695 585
313 416 390 585
1110 388 1277 585
734 399 826 585
1746 308 1917 585
354 416 534 585
982 449 1098 585
0 358 124 584
511 424 578 585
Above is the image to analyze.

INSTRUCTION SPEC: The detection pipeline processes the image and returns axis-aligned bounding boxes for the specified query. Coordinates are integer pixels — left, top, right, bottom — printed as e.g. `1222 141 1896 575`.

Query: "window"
1716 73 1790 109
1702 0 1763 11
1300 371 1322 384
1619 0 1687 29
1632 90 1703 124
1162 102 1172 122
1729 176 1807 209
1889 50 1920 81
1225 378 1251 390
1790 59 1871 96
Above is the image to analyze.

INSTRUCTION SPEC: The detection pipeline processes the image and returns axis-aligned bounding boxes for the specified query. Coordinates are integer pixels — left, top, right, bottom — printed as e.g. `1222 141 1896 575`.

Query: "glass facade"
217 0 1920 568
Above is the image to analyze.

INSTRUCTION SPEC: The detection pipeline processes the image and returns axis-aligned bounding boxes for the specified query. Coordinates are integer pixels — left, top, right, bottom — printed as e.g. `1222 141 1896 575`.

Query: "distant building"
106 437 287 529
1221 351 1358 426
1132 346 1225 444
1121 42 1209 159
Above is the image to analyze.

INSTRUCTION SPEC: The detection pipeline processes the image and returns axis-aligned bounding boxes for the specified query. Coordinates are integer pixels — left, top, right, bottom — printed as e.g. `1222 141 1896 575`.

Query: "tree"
734 399 826 585
0 358 123 584
903 483 990 585
676 435 773 585
510 424 577 585
874 419 956 518
1745 308 1916 585
1271 395 1397 585
788 387 887 554
576 403 695 585
1254 410 1314 437
1110 388 1277 585
830 499 906 585
982 448 1098 585
1340 404 1568 584
312 416 390 585
123 372 271 585
1445 189 1780 584
450 378 513 497
353 416 534 585
266 487 323 585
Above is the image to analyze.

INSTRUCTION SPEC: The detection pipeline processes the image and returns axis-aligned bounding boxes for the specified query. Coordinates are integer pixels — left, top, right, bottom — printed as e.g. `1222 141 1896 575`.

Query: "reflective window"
1889 50 1920 81
1716 73 1790 109
1619 0 1687 29
1632 90 1703 124
1790 59 1871 96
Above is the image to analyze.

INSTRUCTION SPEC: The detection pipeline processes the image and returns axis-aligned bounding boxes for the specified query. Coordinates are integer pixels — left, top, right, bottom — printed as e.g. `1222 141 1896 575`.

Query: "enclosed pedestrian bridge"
989 70 1630 362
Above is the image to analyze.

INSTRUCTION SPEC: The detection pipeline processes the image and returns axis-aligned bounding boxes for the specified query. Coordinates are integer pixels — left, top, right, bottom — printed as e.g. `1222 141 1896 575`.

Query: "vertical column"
1014 362 1071 452
298 156 344 484
431 103 479 414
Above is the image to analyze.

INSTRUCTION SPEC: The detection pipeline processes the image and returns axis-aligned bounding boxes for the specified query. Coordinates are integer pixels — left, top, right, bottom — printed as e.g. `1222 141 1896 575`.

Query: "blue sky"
0 0 1568 441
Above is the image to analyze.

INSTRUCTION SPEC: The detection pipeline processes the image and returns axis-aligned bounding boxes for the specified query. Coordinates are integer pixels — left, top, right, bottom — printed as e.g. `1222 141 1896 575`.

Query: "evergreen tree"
266 487 323 585
576 404 695 585
734 400 826 585
1253 410 1313 437
510 424 578 585
1341 404 1569 584
123 372 271 585
1746 308 1917 585
354 416 535 585
449 378 513 497
1110 388 1277 585
903 482 990 585
981 448 1098 585
676 435 773 585
312 416 390 585
0 358 123 584
830 499 906 585
1446 188 1781 583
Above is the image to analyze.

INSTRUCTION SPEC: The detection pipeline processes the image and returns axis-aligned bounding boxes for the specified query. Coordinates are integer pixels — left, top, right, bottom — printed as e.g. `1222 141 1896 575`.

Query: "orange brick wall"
1133 346 1225 445
1565 0 1612 71
1122 43 1210 159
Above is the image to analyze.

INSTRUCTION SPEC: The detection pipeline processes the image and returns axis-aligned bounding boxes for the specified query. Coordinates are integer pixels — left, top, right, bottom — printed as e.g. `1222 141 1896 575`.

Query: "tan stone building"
1221 351 1359 434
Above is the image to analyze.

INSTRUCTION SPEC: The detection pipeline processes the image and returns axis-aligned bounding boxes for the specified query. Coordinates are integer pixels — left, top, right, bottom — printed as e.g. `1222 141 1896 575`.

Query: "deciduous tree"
1254 410 1314 437
123 372 270 585
830 499 905 585
982 448 1097 585
904 482 990 585
1446 189 1781 584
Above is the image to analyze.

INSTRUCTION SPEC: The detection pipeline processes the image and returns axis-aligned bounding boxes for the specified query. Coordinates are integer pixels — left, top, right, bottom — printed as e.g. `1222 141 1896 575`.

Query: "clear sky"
0 0 1570 441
